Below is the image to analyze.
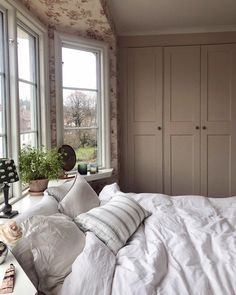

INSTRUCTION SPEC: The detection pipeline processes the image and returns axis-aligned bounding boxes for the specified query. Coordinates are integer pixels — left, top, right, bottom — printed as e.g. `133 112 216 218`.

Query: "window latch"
9 39 15 45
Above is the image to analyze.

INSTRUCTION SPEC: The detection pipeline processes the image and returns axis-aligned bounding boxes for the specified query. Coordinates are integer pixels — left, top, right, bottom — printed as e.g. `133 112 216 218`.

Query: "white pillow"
12 195 60 287
75 194 150 254
46 179 74 202
59 173 100 219
22 214 85 295
99 183 120 204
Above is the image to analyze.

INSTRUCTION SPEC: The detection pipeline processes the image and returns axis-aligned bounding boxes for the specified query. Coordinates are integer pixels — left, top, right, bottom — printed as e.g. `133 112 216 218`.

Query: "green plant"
19 145 63 183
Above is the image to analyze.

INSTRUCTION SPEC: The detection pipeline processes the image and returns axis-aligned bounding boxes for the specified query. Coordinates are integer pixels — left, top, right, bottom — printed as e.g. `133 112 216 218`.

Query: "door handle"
202 126 207 130
195 126 200 130
157 126 162 130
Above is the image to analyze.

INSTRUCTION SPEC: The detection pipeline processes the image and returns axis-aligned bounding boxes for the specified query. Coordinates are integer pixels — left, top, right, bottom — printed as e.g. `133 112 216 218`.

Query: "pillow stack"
17 174 151 294
18 173 100 295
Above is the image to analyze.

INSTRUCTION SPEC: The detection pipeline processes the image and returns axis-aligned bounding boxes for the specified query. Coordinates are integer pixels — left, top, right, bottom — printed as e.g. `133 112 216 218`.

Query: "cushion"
59 173 99 219
22 214 85 295
99 182 120 204
75 194 150 254
46 179 74 202
12 195 59 287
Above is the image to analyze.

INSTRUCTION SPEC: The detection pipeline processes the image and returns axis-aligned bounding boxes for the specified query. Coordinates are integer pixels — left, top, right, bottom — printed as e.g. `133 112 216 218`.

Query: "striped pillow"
75 194 150 254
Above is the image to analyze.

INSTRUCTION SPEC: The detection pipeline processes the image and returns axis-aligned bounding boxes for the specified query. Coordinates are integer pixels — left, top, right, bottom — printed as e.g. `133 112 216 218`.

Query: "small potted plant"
19 145 63 195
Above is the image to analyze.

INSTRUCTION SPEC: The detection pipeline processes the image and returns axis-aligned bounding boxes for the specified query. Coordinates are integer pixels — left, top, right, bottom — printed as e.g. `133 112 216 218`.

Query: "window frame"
0 5 9 159
0 0 49 202
17 21 41 149
55 32 111 170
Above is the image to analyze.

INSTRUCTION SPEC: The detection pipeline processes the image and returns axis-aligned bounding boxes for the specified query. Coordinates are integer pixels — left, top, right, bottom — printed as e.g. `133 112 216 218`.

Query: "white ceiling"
106 0 236 35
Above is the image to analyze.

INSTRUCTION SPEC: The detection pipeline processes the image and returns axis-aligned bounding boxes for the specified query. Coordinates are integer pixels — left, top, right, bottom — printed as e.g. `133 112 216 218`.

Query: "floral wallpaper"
18 0 118 188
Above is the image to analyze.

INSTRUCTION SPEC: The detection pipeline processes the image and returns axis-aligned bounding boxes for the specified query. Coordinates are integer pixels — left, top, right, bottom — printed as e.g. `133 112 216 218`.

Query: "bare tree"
64 91 96 127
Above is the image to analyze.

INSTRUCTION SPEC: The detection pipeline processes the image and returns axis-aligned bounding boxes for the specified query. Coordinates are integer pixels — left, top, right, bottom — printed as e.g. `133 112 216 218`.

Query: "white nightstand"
0 250 37 294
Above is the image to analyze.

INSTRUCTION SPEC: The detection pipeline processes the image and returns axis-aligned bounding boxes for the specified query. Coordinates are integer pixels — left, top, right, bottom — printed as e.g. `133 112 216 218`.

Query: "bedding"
12 194 59 287
13 185 236 295
62 192 236 295
22 214 85 295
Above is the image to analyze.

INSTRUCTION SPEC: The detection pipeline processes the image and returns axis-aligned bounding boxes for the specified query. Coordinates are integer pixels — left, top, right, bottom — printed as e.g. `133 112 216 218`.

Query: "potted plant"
19 145 63 195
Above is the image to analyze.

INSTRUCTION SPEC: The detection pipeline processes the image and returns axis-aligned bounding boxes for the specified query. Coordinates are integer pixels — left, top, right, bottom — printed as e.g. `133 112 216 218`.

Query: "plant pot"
29 179 49 196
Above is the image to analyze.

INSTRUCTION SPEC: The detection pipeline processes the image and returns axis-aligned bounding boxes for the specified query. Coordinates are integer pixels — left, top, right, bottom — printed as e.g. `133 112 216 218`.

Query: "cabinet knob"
157 126 162 130
202 126 207 130
195 126 200 130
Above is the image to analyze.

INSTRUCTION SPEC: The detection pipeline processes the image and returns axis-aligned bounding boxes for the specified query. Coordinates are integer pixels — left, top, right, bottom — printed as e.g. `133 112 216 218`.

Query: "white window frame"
0 0 49 201
17 22 41 148
0 5 9 159
55 32 111 170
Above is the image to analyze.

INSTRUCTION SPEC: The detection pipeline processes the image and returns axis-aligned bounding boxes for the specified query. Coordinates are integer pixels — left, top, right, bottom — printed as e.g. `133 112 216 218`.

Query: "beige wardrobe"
120 33 236 197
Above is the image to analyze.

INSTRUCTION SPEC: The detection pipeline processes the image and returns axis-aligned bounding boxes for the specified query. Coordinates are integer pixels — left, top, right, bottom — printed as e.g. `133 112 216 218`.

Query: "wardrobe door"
164 46 201 195
125 47 163 193
201 44 236 197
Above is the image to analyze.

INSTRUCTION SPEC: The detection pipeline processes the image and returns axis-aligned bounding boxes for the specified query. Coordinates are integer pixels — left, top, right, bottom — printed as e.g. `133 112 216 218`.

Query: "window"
17 25 40 148
0 1 48 201
62 46 100 165
0 10 6 158
56 34 110 170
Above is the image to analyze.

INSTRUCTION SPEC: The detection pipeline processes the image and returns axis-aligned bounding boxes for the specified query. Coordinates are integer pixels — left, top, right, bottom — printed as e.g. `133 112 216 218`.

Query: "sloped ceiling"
18 0 115 41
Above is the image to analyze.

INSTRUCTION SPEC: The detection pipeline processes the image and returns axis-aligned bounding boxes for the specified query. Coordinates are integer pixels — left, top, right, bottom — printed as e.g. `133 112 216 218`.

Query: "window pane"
63 90 97 128
0 13 6 158
64 129 98 164
0 12 4 73
17 26 36 82
0 75 5 134
20 133 37 148
0 136 6 158
19 81 37 132
62 47 97 89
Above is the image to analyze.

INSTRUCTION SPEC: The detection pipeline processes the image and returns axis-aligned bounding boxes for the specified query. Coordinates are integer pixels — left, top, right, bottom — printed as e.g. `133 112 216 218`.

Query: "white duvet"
60 193 236 295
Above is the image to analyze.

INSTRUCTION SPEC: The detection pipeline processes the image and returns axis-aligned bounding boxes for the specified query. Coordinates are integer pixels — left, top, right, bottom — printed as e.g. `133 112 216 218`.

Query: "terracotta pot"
29 179 49 195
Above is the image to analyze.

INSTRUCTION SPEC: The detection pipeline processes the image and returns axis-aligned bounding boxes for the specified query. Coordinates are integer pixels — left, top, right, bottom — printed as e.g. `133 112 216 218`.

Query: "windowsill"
58 168 113 183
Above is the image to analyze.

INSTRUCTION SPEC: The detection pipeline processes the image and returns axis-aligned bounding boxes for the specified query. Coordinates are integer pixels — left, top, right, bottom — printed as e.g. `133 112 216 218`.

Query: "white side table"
0 250 37 294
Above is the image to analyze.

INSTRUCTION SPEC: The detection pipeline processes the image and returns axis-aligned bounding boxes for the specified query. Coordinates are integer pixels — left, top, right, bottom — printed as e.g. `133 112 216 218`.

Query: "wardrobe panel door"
201 44 236 197
119 48 129 191
127 47 163 193
133 135 157 192
164 46 201 195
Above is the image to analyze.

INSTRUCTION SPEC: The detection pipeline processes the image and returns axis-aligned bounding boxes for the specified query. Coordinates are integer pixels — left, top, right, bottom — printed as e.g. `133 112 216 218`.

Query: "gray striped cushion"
75 194 150 254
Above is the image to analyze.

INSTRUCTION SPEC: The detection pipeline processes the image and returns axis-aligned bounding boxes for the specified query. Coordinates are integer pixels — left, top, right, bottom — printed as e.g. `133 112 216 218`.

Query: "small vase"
0 242 8 264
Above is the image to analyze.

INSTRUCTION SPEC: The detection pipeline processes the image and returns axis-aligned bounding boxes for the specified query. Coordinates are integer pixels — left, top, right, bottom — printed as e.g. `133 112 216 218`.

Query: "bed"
12 177 236 295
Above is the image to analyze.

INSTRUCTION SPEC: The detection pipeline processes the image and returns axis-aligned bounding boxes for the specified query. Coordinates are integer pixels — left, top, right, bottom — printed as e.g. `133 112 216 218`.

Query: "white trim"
0 0 49 200
51 168 114 186
2 0 50 149
16 9 50 148
119 24 236 36
55 32 111 169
